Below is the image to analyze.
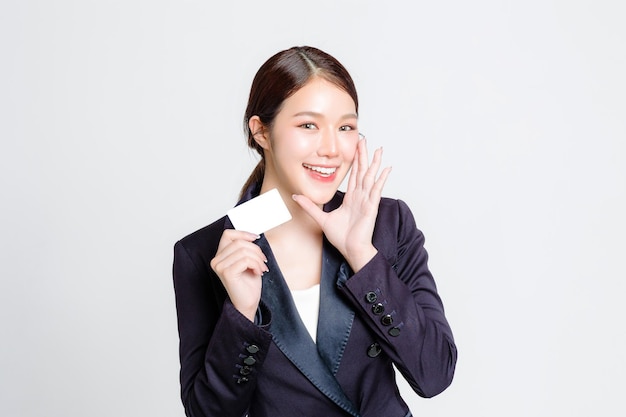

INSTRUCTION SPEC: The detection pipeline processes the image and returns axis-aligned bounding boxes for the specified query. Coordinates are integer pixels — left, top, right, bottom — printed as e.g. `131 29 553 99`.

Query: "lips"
302 163 337 177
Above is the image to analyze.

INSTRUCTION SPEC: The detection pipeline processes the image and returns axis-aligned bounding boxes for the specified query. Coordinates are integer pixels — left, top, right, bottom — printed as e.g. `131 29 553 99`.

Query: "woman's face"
261 77 359 206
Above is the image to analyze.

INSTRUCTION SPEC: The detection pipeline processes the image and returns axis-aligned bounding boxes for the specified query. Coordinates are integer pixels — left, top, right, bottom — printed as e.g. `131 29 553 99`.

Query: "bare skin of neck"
263 193 325 291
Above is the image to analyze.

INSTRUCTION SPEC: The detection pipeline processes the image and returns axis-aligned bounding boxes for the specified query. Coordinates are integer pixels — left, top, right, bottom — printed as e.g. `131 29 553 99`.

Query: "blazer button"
243 356 256 366
381 314 393 326
246 344 259 354
240 366 252 376
372 303 385 315
367 342 382 358
365 291 378 304
388 327 401 337
237 376 249 384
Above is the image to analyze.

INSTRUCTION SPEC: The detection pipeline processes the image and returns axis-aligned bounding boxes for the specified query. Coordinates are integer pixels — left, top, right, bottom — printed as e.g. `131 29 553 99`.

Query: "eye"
300 123 317 129
339 125 356 132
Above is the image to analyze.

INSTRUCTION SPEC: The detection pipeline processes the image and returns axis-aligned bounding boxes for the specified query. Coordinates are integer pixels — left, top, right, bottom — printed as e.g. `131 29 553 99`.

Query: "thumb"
292 194 326 227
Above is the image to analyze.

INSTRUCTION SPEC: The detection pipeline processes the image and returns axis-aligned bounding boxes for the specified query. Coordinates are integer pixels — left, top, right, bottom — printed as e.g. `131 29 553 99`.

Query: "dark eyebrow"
292 111 358 120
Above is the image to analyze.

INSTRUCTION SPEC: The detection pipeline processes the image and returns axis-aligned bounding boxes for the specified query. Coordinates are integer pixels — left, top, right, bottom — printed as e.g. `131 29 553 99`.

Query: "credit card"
227 188 292 235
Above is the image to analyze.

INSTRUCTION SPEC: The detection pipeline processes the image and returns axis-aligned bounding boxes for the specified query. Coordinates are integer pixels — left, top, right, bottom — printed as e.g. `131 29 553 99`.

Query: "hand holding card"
227 188 292 235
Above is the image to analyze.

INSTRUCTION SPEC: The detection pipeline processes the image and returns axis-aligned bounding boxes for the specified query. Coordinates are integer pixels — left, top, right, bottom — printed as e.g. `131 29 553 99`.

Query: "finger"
215 231 262 258
211 240 267 273
213 241 267 269
346 141 360 194
221 257 267 279
292 194 327 228
356 138 369 189
214 250 268 278
215 240 267 262
371 166 392 200
220 229 260 245
217 230 259 254
362 147 384 190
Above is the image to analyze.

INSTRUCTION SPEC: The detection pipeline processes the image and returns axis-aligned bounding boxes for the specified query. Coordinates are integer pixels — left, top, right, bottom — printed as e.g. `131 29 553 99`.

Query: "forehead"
280 77 357 116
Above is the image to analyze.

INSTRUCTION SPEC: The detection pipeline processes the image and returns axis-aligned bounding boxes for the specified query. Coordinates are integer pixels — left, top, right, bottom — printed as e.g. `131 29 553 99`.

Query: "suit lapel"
257 236 359 417
317 240 355 376
316 192 356 376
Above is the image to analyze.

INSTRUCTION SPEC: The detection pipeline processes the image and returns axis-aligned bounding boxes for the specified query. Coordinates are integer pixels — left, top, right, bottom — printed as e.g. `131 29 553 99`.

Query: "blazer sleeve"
339 199 457 398
173 238 273 417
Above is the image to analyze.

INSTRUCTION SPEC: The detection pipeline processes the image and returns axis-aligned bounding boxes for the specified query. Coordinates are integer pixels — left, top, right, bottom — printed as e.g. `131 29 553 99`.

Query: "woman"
173 46 456 417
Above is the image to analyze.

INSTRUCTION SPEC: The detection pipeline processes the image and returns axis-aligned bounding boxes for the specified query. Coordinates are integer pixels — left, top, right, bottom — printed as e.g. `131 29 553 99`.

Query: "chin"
304 189 338 206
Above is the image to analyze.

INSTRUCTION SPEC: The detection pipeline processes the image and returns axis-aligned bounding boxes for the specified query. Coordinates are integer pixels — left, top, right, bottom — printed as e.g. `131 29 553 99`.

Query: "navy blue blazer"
173 186 457 417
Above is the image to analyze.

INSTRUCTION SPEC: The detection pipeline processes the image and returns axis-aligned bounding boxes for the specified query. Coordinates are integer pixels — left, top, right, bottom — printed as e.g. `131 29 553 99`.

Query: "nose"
317 129 339 157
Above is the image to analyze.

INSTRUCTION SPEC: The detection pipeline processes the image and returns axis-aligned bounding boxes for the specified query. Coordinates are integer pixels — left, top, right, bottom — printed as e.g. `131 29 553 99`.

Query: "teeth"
303 164 336 175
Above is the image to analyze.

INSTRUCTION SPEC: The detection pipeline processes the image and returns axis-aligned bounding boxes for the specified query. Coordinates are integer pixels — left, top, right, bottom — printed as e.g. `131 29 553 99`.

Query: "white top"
290 284 320 342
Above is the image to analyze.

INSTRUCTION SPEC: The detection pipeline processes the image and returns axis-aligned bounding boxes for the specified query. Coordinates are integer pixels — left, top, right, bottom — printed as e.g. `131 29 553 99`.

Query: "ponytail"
239 159 265 200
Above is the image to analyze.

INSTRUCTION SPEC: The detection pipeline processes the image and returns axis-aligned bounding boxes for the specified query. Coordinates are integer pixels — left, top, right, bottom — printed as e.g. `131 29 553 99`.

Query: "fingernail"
291 194 297 201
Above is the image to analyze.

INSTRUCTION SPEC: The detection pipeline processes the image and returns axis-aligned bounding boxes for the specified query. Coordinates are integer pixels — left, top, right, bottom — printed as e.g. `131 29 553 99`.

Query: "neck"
266 199 323 241
258 181 328 290
259 183 326 237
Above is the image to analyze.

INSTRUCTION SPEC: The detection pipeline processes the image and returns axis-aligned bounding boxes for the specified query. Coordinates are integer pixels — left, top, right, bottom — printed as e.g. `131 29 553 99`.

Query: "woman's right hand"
210 229 268 321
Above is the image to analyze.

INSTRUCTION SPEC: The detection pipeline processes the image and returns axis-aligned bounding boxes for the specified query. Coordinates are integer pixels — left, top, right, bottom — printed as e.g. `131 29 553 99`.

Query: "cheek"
271 128 310 156
340 137 359 160
291 133 316 153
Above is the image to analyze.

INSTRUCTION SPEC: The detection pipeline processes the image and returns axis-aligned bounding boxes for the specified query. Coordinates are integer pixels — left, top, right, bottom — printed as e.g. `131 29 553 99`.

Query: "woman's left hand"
293 138 391 272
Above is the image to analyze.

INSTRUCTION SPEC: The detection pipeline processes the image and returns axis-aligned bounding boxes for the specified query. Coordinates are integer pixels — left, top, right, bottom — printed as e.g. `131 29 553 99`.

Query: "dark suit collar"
237 181 263 206
257 236 359 417
323 190 344 212
317 240 355 376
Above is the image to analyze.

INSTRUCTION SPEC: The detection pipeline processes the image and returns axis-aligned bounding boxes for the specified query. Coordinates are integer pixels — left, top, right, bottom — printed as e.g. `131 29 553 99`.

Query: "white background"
1 1 625 416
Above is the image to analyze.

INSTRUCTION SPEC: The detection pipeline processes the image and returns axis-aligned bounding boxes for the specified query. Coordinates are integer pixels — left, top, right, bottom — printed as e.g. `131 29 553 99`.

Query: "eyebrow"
292 111 358 120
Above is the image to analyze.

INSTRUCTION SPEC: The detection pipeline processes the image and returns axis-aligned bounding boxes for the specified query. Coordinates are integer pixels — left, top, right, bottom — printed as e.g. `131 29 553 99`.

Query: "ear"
249 116 270 150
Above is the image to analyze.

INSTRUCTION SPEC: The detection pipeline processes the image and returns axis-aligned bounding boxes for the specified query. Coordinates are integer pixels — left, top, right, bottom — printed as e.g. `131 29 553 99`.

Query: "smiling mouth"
303 163 337 177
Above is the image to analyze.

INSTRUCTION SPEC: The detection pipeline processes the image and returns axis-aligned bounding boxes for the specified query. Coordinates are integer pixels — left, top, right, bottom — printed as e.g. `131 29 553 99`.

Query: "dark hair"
240 46 358 198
